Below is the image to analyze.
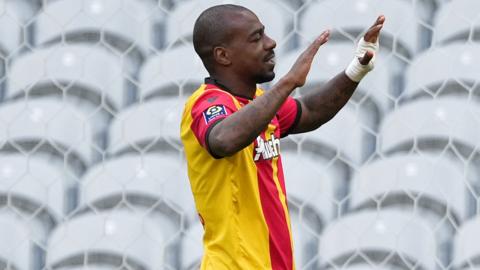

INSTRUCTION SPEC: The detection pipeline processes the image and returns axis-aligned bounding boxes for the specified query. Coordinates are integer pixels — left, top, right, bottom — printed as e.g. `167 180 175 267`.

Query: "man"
180 4 384 270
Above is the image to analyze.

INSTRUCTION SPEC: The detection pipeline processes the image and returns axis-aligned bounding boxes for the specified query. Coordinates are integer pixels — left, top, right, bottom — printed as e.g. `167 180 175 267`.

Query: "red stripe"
257 159 293 270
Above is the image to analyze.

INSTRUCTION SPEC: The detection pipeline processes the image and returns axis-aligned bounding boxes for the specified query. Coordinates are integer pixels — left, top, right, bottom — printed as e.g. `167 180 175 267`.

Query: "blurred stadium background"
0 0 479 269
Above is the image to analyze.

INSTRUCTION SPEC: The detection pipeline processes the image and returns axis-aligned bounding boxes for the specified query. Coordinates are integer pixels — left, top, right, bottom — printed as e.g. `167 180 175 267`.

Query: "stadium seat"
181 0 304 10
8 44 126 148
268 0 304 10
181 223 203 270
47 211 166 269
0 216 31 270
350 153 467 267
339 266 402 270
282 148 349 269
0 153 78 270
55 267 118 270
80 153 196 223
454 216 480 269
288 102 375 166
289 206 321 269
379 98 480 158
0 0 40 57
139 45 208 99
318 209 436 269
0 154 65 233
8 44 125 112
0 98 93 170
300 0 418 57
108 97 185 155
434 0 480 45
403 43 480 101
166 0 292 51
0 0 40 97
282 149 348 224
36 0 161 70
350 153 467 224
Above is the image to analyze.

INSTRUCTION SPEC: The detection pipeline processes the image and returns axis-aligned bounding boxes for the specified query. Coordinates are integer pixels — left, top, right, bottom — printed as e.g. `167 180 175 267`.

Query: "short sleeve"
277 96 302 138
190 90 238 155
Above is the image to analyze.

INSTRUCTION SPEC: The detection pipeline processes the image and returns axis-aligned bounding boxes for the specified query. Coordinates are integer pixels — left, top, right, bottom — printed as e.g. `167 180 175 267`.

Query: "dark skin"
208 10 385 157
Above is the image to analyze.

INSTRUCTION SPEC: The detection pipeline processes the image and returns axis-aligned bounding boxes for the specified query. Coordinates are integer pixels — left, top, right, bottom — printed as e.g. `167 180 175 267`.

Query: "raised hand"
285 30 330 87
359 15 385 65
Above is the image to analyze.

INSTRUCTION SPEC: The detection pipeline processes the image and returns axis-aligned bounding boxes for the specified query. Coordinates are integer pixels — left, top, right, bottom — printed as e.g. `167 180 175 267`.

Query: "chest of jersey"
253 116 281 162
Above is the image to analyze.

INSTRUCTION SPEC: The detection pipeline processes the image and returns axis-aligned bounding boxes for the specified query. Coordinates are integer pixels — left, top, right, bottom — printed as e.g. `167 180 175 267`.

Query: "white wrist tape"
345 38 379 82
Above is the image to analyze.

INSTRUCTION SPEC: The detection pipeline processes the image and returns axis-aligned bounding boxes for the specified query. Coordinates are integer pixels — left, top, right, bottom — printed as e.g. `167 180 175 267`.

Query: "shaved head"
193 4 254 73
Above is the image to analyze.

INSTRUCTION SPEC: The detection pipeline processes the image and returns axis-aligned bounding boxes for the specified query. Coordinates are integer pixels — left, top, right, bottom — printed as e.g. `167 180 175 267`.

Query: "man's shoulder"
186 84 241 111
187 84 232 103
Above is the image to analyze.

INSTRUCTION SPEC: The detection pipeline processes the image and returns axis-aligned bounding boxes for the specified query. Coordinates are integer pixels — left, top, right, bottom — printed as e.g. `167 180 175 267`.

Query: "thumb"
359 51 374 65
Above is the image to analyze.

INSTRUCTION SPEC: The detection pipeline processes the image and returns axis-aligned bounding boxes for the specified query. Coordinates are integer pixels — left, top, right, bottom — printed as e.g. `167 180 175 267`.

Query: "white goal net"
0 0 478 269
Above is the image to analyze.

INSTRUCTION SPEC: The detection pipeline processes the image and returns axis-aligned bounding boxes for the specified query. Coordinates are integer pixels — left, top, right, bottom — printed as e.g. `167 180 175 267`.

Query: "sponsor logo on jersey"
203 105 227 124
254 133 280 161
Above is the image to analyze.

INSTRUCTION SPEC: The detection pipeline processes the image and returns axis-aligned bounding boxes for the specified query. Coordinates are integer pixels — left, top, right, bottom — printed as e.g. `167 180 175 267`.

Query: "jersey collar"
204 77 254 101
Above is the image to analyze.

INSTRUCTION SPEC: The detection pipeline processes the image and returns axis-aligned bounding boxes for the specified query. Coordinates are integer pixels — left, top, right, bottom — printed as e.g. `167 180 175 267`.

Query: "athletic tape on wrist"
345 38 379 82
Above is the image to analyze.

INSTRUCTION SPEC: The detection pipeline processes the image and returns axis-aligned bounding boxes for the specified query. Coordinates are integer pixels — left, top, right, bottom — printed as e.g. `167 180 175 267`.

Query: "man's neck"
208 73 257 99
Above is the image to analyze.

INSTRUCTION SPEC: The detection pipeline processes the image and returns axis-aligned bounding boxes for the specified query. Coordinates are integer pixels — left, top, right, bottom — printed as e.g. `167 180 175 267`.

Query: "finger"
316 29 330 46
305 30 330 57
364 15 385 42
364 24 383 43
371 15 385 27
359 51 374 65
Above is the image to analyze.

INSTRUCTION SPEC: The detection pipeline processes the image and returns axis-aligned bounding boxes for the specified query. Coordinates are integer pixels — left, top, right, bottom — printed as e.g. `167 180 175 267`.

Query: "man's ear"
213 47 231 66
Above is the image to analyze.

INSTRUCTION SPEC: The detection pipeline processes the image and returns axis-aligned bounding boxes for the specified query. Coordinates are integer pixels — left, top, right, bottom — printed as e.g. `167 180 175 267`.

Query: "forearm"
295 71 358 132
209 78 296 157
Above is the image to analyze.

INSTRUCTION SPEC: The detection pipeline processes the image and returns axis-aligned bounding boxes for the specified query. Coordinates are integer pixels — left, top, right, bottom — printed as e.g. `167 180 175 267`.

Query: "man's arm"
290 15 385 134
208 30 330 158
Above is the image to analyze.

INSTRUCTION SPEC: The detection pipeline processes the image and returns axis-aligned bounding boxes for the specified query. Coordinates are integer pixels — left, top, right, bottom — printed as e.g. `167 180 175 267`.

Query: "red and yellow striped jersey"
180 78 302 270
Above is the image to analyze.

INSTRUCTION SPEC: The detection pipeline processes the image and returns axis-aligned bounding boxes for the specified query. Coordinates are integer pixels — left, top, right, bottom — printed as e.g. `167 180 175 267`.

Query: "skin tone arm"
291 15 385 134
208 30 331 157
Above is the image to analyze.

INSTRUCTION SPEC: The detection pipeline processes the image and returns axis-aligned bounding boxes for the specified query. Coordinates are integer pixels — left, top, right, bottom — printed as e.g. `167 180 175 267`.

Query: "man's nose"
264 34 277 50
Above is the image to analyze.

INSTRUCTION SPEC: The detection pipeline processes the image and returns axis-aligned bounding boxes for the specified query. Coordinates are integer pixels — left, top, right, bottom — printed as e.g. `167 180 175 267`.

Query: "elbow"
217 144 238 157
207 121 256 157
311 109 337 126
208 133 239 158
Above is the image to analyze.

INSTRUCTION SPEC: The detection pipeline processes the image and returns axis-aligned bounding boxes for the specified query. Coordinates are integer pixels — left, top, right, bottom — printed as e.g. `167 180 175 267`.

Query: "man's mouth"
264 52 275 65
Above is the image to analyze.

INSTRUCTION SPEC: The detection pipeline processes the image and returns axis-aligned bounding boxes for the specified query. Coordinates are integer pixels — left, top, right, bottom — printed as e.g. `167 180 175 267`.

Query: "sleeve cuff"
204 118 225 159
281 99 303 138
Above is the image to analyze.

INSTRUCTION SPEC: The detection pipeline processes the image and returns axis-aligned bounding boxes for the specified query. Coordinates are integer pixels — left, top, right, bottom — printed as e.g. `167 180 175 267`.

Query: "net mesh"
0 0 478 269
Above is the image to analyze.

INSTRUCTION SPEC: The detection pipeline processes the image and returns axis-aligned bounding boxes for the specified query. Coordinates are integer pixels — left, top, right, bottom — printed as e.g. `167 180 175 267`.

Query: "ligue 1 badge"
203 105 228 124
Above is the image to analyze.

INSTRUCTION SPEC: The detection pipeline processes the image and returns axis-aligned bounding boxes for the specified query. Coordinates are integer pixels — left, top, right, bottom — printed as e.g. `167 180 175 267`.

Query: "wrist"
345 38 379 82
277 75 299 93
345 57 372 82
